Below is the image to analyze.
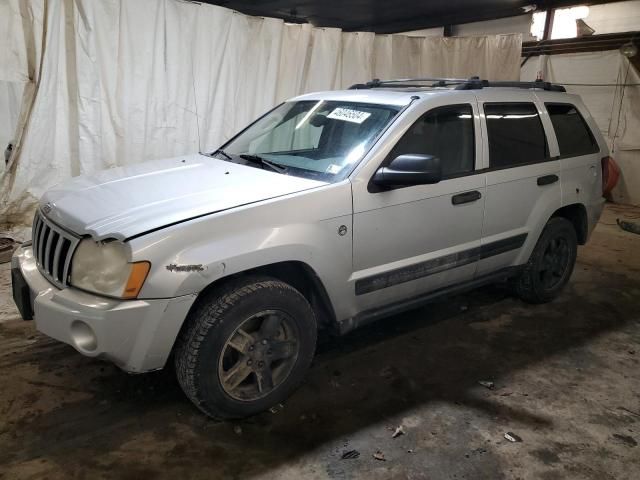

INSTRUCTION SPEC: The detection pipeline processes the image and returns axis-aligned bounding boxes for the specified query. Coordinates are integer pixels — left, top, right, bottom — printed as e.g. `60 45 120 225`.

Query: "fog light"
70 320 97 352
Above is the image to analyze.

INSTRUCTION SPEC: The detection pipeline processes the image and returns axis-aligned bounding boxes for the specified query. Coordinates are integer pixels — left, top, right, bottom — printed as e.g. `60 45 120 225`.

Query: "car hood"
41 154 327 241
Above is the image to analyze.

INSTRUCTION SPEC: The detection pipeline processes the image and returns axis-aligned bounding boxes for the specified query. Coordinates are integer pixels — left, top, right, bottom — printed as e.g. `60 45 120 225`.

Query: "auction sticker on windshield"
327 108 371 124
326 164 342 174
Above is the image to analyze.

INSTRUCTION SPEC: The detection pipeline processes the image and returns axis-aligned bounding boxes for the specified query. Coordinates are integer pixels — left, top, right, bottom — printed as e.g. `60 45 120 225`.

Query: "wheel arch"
552 203 588 245
183 261 337 331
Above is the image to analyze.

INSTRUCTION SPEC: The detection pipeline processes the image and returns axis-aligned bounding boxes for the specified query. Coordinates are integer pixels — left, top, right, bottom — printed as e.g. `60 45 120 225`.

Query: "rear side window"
388 104 475 178
545 103 599 157
484 103 548 168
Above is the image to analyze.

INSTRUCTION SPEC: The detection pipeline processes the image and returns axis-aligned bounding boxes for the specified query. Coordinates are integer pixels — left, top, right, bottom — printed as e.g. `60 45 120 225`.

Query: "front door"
351 95 486 313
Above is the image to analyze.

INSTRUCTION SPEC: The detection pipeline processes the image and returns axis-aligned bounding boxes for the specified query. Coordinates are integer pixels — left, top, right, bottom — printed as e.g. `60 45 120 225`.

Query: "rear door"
477 91 562 276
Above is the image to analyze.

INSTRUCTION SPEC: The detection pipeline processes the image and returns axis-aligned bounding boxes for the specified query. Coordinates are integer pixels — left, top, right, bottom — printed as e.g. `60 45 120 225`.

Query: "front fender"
128 182 355 320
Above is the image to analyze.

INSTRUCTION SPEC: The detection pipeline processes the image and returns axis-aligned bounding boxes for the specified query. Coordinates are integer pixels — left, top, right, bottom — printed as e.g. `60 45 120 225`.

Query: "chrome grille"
32 210 80 288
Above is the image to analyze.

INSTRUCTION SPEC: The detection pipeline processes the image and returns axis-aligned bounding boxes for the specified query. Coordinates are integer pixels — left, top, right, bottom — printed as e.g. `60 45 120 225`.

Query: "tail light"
601 156 620 198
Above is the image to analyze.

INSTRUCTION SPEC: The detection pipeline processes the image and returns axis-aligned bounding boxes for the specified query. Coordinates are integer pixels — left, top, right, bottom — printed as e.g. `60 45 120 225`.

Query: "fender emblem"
166 263 206 273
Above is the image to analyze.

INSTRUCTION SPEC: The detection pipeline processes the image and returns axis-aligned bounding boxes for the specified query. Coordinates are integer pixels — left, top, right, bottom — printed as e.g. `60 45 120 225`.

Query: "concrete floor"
0 204 639 480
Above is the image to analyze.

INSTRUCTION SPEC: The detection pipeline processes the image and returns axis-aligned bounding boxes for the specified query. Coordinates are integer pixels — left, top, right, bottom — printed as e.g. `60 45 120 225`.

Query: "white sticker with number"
327 108 371 124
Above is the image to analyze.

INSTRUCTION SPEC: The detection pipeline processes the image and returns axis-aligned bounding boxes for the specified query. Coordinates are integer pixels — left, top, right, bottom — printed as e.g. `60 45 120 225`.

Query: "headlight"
70 239 150 299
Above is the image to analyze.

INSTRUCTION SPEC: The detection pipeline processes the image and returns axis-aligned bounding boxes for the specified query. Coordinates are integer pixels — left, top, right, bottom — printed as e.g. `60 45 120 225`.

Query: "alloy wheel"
218 310 300 402
538 236 570 290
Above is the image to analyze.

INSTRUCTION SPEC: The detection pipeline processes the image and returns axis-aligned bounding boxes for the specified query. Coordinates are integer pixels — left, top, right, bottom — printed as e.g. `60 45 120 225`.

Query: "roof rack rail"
349 76 566 92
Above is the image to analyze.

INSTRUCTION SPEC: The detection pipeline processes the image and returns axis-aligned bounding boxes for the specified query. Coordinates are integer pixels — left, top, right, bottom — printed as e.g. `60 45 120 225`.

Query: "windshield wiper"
212 148 232 160
239 154 287 174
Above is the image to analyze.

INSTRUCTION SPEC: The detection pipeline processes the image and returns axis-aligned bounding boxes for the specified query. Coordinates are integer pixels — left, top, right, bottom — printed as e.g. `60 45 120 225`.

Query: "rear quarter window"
545 103 599 157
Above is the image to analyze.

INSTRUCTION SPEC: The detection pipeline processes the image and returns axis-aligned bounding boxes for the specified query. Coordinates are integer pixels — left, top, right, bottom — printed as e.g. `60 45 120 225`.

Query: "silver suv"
12 78 609 419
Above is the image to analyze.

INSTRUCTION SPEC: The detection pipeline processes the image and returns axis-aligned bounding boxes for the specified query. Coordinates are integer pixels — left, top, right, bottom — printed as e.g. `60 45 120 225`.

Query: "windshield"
219 100 401 181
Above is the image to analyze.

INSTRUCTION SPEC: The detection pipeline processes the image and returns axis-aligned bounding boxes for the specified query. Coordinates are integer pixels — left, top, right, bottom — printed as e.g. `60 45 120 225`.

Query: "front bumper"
11 244 196 373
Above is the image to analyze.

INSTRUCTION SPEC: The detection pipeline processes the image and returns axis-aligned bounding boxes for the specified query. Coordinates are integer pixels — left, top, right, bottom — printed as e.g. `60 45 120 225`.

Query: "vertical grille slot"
41 226 51 269
38 223 47 261
31 210 80 288
47 232 59 275
57 239 71 283
52 236 64 282
33 216 44 262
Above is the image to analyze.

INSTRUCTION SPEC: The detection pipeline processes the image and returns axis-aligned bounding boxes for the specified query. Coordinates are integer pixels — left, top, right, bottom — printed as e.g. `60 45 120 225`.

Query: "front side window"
388 104 475 178
484 103 549 169
546 103 599 157
221 100 400 181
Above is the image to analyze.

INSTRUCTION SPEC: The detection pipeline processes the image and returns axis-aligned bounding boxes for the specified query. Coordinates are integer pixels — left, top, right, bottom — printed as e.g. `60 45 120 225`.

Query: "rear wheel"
514 217 578 304
174 277 317 419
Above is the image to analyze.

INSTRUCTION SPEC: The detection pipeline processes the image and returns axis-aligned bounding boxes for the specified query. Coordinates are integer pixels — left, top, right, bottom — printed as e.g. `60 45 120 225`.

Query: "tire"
514 217 578 304
174 277 317 419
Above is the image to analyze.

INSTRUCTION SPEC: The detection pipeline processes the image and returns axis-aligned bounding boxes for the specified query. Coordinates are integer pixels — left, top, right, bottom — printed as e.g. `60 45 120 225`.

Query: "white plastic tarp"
0 0 523 225
522 51 640 205
0 0 42 178
0 81 23 171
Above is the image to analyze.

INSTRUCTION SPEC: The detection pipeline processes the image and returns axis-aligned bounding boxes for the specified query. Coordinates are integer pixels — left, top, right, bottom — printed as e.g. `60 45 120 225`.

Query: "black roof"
203 0 620 33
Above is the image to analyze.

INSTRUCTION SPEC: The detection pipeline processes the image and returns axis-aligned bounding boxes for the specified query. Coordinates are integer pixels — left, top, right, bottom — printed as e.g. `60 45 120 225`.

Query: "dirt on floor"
0 204 639 480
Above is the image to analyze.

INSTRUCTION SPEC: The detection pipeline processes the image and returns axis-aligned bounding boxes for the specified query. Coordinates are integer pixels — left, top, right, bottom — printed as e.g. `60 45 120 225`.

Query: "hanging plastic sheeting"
0 0 523 226
0 0 43 84
372 34 522 80
0 81 24 173
0 0 43 179
522 51 640 205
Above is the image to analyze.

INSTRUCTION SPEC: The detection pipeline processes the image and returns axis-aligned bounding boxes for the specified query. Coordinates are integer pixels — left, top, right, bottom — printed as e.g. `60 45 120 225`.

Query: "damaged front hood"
41 154 326 241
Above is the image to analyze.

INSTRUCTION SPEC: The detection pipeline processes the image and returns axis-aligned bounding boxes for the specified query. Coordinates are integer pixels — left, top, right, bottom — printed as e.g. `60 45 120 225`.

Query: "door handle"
452 190 482 205
537 174 559 186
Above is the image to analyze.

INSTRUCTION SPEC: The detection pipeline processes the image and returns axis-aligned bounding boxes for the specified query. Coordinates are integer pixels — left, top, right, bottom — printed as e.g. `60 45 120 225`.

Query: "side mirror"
372 154 442 187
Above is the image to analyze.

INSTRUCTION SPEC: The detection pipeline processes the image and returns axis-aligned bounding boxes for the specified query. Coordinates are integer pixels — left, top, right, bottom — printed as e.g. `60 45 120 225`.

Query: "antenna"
190 48 202 154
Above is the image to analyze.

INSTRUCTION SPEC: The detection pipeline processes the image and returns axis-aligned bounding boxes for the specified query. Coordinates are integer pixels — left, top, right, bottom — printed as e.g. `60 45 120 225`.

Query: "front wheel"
174 277 317 419
514 217 578 304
